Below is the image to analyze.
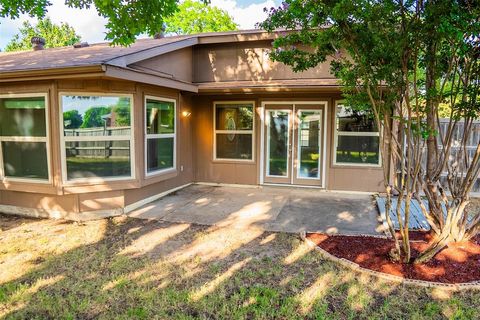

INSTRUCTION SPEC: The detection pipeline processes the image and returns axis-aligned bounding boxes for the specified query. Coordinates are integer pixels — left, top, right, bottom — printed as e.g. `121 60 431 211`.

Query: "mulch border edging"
300 232 480 291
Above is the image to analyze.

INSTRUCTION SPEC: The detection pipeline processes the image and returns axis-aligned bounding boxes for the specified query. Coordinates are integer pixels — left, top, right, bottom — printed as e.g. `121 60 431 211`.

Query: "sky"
0 0 281 51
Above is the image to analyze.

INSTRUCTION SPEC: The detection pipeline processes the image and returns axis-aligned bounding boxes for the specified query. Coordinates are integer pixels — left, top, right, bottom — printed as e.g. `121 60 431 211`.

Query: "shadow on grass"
0 215 479 319
0 214 40 233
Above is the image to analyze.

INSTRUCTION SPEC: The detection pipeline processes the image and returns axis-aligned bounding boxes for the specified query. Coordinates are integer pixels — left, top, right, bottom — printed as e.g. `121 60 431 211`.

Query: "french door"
263 102 326 187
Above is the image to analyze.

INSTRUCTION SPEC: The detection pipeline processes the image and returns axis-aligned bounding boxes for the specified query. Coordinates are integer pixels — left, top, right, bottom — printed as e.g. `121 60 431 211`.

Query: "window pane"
62 95 131 136
147 138 174 173
216 133 252 160
216 104 253 131
65 141 131 180
337 105 377 132
298 111 321 178
2 142 48 179
146 99 175 134
267 111 289 176
0 97 46 137
336 135 380 164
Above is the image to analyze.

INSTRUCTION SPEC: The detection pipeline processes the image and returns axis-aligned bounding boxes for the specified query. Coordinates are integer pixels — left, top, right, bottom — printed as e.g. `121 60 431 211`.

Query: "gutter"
0 63 198 93
0 65 105 82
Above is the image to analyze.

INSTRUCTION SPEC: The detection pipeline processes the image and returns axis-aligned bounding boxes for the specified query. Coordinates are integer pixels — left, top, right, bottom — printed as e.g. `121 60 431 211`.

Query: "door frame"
259 101 328 188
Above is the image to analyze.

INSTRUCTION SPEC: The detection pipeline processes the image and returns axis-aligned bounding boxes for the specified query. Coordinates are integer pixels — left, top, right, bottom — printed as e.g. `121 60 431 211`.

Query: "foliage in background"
261 0 480 264
63 110 83 129
5 17 80 51
112 97 132 126
0 0 203 45
81 106 110 129
164 0 238 35
65 98 131 129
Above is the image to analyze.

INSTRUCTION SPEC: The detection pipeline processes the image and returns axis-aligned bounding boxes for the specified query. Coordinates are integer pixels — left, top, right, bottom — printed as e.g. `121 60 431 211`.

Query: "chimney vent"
73 42 89 48
154 23 167 39
31 36 46 51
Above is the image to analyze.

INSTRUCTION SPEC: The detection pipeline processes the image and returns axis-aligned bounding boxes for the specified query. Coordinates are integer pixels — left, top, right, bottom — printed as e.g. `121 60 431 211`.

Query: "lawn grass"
335 151 379 164
66 157 131 178
0 214 478 319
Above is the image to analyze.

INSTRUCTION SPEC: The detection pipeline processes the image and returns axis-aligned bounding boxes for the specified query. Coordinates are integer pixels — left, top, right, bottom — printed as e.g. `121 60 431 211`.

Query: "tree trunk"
414 200 470 264
424 35 444 231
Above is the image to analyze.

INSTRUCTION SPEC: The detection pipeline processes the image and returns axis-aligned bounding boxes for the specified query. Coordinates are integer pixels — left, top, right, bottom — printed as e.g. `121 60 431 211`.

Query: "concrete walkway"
128 184 385 235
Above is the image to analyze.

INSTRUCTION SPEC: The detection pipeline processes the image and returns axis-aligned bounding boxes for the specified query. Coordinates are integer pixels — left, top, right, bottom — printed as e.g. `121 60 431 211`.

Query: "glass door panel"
297 111 321 178
293 109 323 186
264 108 292 184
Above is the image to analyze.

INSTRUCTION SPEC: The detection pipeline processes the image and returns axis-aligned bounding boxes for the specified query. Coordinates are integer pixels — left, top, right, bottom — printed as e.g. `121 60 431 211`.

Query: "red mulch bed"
306 232 480 284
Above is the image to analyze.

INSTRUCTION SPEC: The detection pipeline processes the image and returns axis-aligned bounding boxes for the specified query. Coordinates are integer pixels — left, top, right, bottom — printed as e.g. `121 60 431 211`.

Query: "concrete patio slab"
128 185 217 220
265 195 381 234
162 186 288 228
128 184 385 235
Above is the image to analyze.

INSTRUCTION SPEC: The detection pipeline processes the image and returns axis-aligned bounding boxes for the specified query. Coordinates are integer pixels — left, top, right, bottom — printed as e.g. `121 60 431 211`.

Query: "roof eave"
196 79 342 93
197 31 281 45
106 37 199 67
0 64 198 93
104 65 198 93
0 65 106 82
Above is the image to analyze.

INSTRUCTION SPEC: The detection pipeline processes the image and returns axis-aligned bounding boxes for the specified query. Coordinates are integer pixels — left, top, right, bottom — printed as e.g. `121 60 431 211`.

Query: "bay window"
60 94 134 182
0 94 50 182
334 101 380 166
214 102 254 161
145 97 176 175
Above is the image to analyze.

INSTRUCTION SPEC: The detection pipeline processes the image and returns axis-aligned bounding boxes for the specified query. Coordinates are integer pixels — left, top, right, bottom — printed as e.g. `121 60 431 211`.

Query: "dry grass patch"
0 213 479 319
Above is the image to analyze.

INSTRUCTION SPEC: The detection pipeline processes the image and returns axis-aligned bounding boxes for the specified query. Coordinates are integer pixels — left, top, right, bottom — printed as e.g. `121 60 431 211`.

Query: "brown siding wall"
193 41 336 83
123 92 194 206
325 99 384 192
192 92 384 192
131 47 193 83
0 76 382 219
192 95 259 185
0 190 78 214
0 79 194 217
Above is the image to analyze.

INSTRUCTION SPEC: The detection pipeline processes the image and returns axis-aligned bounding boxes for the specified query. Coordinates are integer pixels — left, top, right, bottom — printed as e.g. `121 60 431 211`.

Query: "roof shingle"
0 35 192 73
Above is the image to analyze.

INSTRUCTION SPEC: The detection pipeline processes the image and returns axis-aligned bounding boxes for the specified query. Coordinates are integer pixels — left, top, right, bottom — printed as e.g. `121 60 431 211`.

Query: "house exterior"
0 30 383 220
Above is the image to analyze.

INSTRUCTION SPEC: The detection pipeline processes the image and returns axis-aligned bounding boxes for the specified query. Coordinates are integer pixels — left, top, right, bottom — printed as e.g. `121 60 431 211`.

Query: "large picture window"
0 94 50 182
334 101 380 166
214 102 254 161
145 96 176 176
60 94 134 182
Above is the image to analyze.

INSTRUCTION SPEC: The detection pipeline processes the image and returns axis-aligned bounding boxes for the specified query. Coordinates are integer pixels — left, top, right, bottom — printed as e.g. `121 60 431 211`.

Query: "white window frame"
0 92 51 184
333 100 381 167
59 92 136 184
213 101 255 162
144 95 177 177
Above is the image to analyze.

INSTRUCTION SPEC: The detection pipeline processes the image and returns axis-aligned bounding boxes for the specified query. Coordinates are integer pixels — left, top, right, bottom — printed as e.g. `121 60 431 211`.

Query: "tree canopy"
0 0 200 45
164 0 238 35
261 0 480 263
5 17 80 52
63 110 83 129
81 106 110 129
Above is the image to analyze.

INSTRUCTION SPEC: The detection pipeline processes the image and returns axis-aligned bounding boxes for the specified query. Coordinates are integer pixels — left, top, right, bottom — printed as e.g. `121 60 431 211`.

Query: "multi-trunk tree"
260 0 480 263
